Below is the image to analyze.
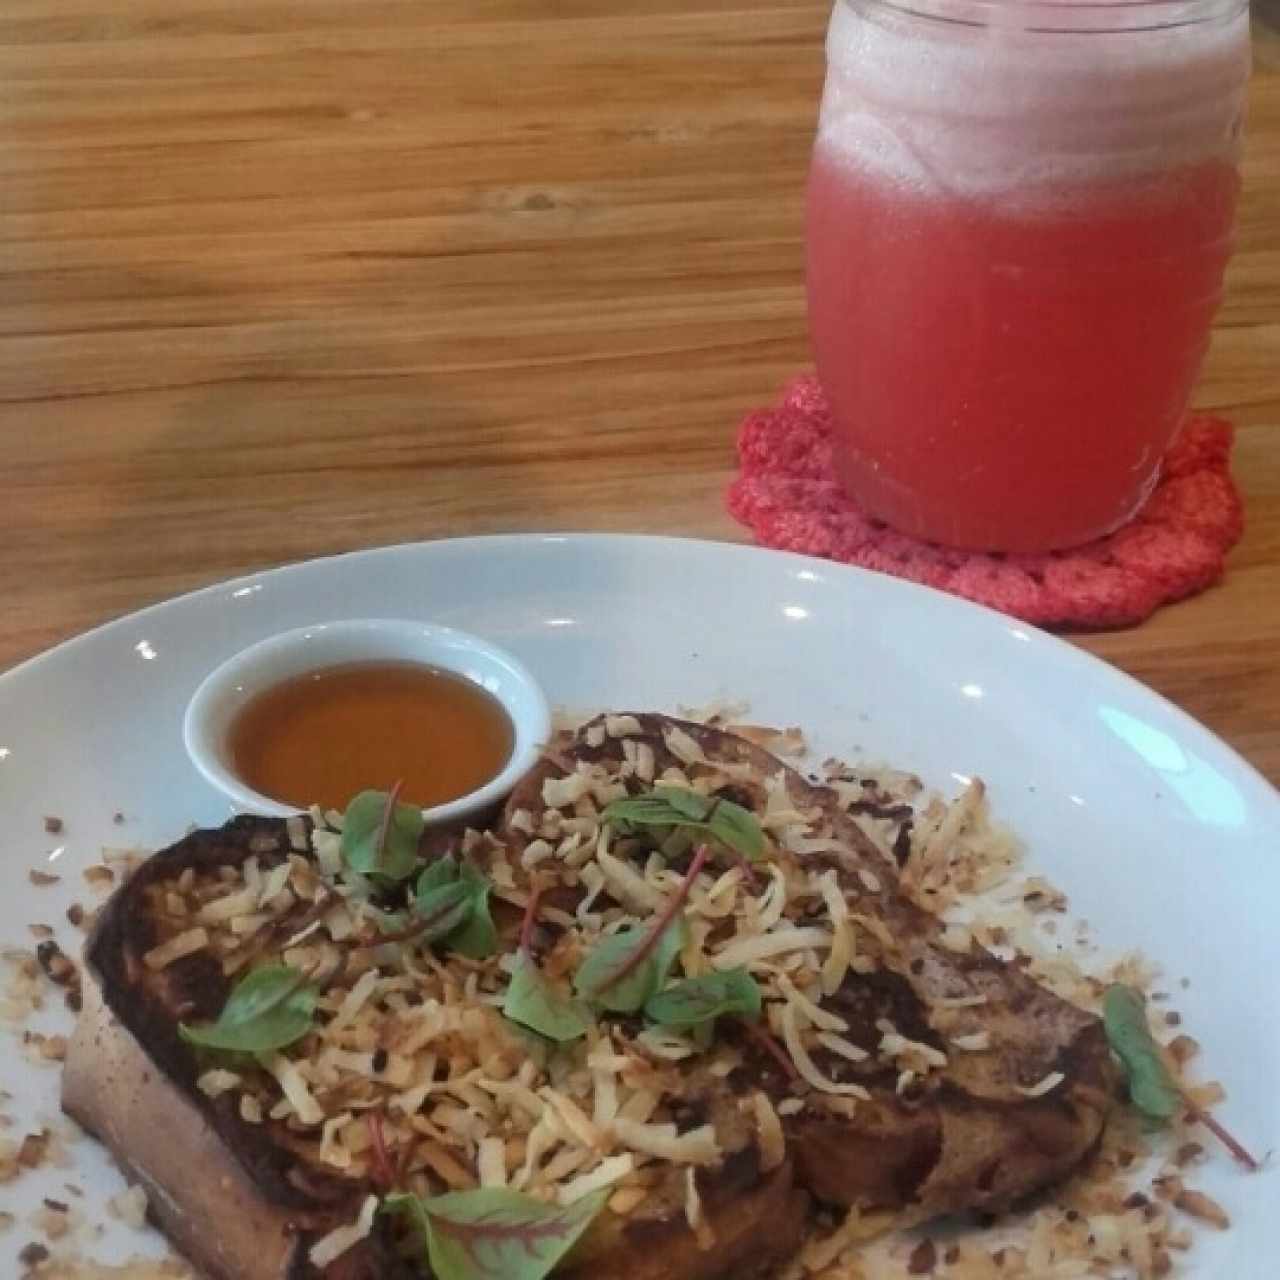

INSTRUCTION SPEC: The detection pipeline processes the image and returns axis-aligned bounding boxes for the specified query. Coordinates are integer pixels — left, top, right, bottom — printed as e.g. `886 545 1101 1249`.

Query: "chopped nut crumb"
18 1131 49 1169
28 870 60 887
907 1238 938 1273
82 866 115 892
1173 1188 1230 1230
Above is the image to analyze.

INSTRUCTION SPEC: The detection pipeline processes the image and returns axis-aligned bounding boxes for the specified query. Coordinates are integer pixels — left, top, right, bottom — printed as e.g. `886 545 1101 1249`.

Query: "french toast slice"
65 813 805 1280
501 713 1117 1218
64 817 411 1280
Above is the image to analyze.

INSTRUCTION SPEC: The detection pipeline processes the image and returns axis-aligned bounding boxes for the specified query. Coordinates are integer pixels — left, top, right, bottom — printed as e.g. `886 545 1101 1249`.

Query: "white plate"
1 534 1276 1273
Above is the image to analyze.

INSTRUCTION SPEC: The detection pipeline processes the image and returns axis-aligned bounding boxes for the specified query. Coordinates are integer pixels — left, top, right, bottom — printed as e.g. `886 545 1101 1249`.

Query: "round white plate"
1 534 1276 1272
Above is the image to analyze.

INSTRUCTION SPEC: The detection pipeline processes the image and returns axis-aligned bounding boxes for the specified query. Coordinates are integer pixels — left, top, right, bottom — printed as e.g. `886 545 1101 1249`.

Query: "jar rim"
844 0 1248 34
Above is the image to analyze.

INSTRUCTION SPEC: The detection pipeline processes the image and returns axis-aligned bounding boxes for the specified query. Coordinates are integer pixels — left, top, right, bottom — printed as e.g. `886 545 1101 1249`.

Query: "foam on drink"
818 0 1249 205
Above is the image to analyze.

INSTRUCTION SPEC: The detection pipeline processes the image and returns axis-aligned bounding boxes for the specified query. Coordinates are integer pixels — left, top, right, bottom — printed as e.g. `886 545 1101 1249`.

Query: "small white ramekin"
182 618 550 823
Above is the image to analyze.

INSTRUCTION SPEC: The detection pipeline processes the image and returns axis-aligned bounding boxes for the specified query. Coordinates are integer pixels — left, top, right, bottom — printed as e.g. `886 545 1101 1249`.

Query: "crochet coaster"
727 376 1243 629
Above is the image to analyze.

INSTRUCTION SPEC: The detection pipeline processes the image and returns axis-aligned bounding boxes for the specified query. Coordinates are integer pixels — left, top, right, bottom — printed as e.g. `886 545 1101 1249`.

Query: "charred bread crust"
68 816 411 1280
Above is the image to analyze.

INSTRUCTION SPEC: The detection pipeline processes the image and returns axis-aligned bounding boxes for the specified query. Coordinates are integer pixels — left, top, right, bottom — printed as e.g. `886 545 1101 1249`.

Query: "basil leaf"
342 789 424 881
503 954 590 1043
412 881 474 946
645 968 761 1029
601 786 765 862
574 917 688 1014
179 964 317 1053
448 862 498 960
386 1187 607 1280
1103 984 1182 1124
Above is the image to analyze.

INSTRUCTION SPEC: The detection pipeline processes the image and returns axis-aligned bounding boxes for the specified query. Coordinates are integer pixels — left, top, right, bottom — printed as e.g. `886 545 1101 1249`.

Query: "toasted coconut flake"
1016 1071 1066 1098
755 863 790 933
142 928 208 971
309 1194 378 1268
777 975 847 1034
313 830 343 877
195 1070 242 1099
477 1135 507 1188
512 1116 557 1191
659 724 705 766
816 873 854 996
815 1031 869 1064
617 1088 661 1125
728 724 807 756
521 839 554 870
542 773 592 810
591 1064 620 1128
330 969 380 1032
258 862 291 907
952 1032 992 1052
612 1119 721 1166
877 1022 948 1071
635 1027 697 1061
263 1053 323 1125
541 1089 603 1151
752 1091 786 1172
605 714 643 738
712 926 831 972
780 1003 871 1100
197 887 259 923
106 1184 149 1230
685 1167 716 1250
1174 1188 1230 1229
285 815 309 852
558 1153 635 1205
320 1115 353 1170
596 844 665 913
417 1138 477 1190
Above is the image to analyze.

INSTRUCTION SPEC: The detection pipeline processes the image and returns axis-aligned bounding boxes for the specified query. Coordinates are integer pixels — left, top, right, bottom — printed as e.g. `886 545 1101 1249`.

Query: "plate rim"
3 531 1275 809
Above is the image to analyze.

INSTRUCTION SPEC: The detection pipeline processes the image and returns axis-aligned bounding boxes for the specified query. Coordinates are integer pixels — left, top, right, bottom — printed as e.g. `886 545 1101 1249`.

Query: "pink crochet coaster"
727 375 1244 629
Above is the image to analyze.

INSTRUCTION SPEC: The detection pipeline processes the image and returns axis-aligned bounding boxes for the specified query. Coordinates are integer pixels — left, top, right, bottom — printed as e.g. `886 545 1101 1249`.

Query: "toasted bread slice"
65 814 806 1280
501 713 1117 1218
64 817 410 1280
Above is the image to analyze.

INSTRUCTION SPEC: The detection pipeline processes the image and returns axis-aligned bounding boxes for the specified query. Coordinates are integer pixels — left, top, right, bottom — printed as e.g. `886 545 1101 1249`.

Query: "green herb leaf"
417 855 459 897
503 955 590 1043
603 786 712 827
342 788 424 881
652 785 716 821
448 862 498 960
386 1187 607 1280
645 968 762 1030
574 917 688 1014
179 964 317 1053
706 800 766 861
601 786 765 862
1103 984 1182 1124
411 881 475 946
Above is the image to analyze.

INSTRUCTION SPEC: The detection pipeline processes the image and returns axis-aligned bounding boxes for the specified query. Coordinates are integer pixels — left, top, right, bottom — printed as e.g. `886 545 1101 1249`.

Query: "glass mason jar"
806 0 1250 552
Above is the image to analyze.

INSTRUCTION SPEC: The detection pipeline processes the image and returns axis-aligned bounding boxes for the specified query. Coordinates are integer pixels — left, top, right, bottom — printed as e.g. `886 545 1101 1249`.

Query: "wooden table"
2 2 1277 783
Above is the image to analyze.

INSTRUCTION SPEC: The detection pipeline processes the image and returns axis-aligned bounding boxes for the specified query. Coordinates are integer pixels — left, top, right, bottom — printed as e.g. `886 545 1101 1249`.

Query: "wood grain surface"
1 2 1277 782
